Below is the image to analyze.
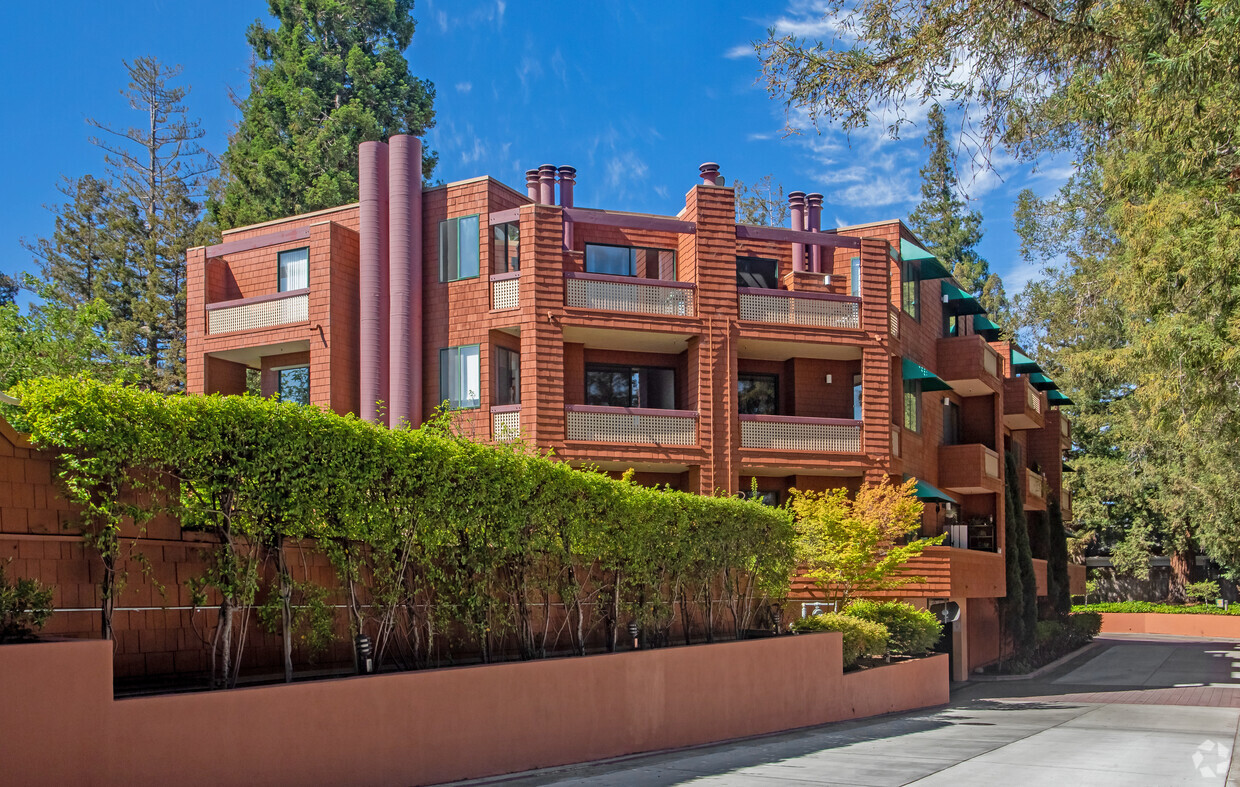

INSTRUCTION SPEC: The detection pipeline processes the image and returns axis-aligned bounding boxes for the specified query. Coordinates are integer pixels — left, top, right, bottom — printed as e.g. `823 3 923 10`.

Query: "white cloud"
517 56 543 92
606 151 649 191
770 1 848 38
435 9 448 32
455 82 472 93
725 43 754 59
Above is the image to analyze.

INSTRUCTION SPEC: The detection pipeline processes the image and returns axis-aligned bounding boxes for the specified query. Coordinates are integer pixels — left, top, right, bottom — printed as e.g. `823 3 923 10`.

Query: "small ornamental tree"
789 478 940 607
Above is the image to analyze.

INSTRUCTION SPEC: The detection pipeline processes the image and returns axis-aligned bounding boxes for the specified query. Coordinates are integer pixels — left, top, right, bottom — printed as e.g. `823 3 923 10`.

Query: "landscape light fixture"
628 620 639 650
354 634 374 675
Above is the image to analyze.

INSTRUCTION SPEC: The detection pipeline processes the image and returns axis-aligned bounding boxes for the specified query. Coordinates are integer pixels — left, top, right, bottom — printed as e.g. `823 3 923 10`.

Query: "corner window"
439 345 481 409
736 256 779 289
495 346 520 406
585 364 676 409
737 373 778 415
278 247 309 292
852 373 863 420
903 379 922 433
439 215 480 282
585 244 676 280
902 258 920 320
850 256 861 297
276 366 310 405
493 222 519 274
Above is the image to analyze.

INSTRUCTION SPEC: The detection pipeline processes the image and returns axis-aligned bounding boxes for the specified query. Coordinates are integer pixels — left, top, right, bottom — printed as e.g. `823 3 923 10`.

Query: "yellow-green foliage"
790 612 888 667
788 478 940 606
844 600 941 656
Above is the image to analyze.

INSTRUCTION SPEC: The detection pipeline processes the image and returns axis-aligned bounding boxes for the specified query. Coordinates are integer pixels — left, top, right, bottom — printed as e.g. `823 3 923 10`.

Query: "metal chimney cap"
557 165 577 178
788 191 807 202
806 192 825 205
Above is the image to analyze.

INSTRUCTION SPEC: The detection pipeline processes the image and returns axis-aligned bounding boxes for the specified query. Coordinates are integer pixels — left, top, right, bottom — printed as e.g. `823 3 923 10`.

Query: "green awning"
904 475 959 505
973 314 1002 340
1028 372 1059 391
1047 389 1075 407
1062 461 1075 473
941 280 987 315
901 239 952 279
902 357 953 392
1010 348 1043 374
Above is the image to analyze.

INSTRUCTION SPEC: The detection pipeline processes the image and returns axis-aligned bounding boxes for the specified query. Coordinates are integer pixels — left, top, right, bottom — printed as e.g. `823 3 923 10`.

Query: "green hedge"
1074 602 1240 616
15 377 796 682
843 600 941 656
790 612 888 667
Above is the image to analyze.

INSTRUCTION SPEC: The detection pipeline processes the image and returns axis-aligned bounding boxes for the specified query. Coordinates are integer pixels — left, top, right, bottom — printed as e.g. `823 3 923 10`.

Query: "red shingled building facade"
185 136 1079 679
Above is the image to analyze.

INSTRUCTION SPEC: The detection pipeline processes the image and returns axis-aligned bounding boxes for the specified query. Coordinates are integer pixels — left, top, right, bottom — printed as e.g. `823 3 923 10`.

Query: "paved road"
461 635 1240 786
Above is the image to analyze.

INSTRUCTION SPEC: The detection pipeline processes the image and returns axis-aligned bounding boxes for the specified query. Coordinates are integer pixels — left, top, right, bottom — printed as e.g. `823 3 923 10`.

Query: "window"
736 256 779 289
276 366 310 405
737 373 778 415
852 373 863 420
902 258 920 320
944 313 959 338
903 379 922 433
744 489 781 507
585 364 676 409
278 247 309 292
495 346 520 406
439 215 480 281
850 256 861 297
493 222 519 273
943 401 961 445
585 244 676 280
439 345 481 409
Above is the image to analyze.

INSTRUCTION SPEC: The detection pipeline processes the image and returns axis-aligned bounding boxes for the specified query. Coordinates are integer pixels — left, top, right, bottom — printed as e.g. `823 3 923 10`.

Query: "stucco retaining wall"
1100 612 1240 639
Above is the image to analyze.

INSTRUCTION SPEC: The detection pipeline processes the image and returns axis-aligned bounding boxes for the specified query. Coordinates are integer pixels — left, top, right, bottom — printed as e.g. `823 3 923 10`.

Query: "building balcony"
1003 376 1045 430
492 405 521 442
491 272 520 311
739 415 862 453
564 272 695 317
1025 467 1049 511
565 405 698 446
937 443 1003 495
794 546 1005 600
936 335 1001 396
737 288 860 330
206 289 309 335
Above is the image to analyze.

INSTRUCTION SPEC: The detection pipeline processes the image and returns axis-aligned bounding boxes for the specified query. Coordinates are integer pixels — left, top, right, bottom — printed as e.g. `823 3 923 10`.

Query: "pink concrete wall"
1099 612 1240 639
0 636 948 787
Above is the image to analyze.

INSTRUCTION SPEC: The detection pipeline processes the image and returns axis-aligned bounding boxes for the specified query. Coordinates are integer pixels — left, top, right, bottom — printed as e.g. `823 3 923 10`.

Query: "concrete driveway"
461 635 1240 786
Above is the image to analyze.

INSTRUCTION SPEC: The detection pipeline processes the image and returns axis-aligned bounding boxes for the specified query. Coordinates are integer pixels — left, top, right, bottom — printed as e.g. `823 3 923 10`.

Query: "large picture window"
439 345 481 409
585 244 676 280
585 364 676 409
276 366 310 405
278 247 309 292
493 222 519 273
903 379 922 433
737 373 778 415
902 258 920 320
495 346 520 406
440 215 480 281
736 256 779 290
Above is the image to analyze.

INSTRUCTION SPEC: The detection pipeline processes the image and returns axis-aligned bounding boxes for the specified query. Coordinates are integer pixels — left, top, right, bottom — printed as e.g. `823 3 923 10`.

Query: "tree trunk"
278 544 294 683
1169 547 1194 604
217 598 233 690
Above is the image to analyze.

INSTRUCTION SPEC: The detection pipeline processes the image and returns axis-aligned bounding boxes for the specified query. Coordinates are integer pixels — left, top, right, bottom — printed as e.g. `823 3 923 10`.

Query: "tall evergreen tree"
907 104 1011 325
1002 451 1038 660
1047 499 1072 616
210 0 438 229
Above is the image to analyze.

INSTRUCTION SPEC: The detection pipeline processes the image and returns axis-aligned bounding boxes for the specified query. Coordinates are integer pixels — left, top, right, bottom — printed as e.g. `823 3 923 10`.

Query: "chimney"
525 169 540 202
558 165 576 250
806 193 824 273
388 135 423 428
538 164 556 205
788 192 806 272
698 162 721 186
358 140 390 425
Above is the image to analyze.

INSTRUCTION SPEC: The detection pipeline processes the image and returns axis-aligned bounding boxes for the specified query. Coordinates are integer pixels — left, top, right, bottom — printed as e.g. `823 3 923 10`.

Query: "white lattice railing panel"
737 291 860 329
207 292 308 335
889 308 900 338
984 450 1000 478
491 276 520 311
891 426 901 458
566 408 697 446
740 417 862 453
1027 385 1042 414
1062 489 1070 511
1027 469 1046 499
982 347 998 377
492 408 521 442
564 275 694 316
1060 416 1070 439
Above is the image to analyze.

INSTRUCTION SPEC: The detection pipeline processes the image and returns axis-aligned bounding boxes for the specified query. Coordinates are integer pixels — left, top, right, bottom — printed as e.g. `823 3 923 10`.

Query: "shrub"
843 600 941 656
1032 612 1099 666
1065 611 1101 644
1185 580 1221 605
0 561 54 643
791 612 889 667
1074 601 1240 616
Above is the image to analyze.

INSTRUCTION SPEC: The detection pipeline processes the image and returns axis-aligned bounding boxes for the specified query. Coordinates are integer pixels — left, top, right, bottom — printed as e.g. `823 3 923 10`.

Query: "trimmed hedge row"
1073 602 1240 616
789 600 943 666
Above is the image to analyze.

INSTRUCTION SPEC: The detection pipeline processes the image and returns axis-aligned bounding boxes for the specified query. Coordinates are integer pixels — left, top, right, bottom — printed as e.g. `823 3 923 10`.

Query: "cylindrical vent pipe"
558 165 576 250
388 135 422 428
525 169 540 202
807 193 824 273
788 192 806 272
359 140 390 424
538 164 556 205
699 162 721 186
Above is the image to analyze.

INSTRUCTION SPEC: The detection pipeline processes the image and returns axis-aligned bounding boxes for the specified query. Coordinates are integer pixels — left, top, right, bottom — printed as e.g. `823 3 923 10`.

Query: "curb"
968 640 1102 682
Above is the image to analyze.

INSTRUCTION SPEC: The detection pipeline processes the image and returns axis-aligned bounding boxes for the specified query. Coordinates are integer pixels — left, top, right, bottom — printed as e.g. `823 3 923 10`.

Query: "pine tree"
210 0 438 229
1047 499 1072 616
907 104 1011 325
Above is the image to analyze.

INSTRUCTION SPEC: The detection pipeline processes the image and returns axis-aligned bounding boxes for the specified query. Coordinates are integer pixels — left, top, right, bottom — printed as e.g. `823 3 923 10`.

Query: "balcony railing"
982 346 999 377
938 443 1002 493
737 288 860 330
491 272 520 311
891 425 901 458
1027 384 1042 414
565 405 698 446
206 289 309 335
1060 414 1070 440
564 272 695 316
1026 468 1046 500
889 307 900 338
739 415 862 453
492 405 521 442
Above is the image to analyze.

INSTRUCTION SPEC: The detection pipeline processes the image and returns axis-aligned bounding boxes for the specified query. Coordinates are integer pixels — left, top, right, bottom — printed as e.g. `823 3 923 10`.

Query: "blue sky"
0 0 1072 298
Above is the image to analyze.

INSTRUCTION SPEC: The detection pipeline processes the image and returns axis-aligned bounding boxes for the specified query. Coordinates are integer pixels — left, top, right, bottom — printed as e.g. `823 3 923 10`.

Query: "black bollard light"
355 634 374 675
628 620 639 650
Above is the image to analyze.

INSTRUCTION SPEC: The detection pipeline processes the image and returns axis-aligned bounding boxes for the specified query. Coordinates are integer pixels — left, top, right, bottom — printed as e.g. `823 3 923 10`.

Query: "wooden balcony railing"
737 288 860 329
739 415 862 453
564 272 695 316
565 405 698 446
206 289 309 335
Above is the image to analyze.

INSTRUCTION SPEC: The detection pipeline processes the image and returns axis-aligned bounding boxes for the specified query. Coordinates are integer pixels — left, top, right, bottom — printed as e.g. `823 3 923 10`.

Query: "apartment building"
186 135 1078 680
